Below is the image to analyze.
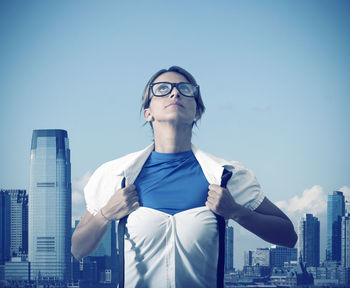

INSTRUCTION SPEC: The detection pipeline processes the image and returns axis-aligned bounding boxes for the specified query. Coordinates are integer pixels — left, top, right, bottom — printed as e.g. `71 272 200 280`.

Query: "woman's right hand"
100 184 140 221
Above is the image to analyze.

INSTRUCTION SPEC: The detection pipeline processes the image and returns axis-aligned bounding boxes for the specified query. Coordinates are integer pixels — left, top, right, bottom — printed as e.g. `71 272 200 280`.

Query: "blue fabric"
134 150 210 215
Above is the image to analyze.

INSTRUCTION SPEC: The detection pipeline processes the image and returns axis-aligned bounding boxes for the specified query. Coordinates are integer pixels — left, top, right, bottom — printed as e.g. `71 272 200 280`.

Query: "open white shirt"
84 143 265 287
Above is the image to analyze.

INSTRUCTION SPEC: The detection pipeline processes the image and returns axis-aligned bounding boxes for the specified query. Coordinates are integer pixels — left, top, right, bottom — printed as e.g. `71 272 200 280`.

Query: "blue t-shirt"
134 150 210 215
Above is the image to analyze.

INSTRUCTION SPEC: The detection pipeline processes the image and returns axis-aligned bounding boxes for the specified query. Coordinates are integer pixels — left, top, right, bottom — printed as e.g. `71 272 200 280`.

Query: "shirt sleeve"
84 162 123 216
226 162 265 211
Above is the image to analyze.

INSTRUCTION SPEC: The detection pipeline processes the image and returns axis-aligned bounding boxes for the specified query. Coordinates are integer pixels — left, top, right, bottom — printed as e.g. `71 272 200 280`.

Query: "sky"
1 0 349 269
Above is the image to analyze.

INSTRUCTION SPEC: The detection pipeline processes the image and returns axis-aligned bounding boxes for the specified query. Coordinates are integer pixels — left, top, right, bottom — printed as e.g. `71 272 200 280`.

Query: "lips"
166 102 184 108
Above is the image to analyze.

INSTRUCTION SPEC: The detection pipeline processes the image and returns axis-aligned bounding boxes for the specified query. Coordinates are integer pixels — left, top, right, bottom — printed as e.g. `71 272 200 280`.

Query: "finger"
122 184 136 192
207 193 216 201
208 184 221 191
127 195 139 205
206 199 215 209
205 201 211 209
125 190 138 198
209 187 224 196
206 201 218 213
118 186 136 197
208 190 224 200
121 188 138 198
208 190 219 197
129 201 139 213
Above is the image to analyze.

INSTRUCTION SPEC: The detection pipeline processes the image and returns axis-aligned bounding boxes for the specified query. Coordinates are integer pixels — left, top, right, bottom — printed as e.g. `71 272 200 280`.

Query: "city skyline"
1 185 349 285
1 0 349 269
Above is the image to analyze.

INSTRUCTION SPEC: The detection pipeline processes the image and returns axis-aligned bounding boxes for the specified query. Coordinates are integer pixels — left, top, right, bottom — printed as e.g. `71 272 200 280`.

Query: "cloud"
72 171 92 218
275 186 350 220
275 185 327 223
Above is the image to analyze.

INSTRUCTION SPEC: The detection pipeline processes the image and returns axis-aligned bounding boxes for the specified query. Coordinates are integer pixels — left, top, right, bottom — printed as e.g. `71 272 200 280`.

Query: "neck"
153 122 192 153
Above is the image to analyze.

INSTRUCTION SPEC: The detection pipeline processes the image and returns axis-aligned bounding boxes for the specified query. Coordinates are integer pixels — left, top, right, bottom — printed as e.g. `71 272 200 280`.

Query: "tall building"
225 226 234 272
327 191 345 262
341 213 350 268
346 200 350 214
0 191 11 264
270 245 297 267
7 190 28 256
28 129 71 281
244 250 253 267
298 213 320 267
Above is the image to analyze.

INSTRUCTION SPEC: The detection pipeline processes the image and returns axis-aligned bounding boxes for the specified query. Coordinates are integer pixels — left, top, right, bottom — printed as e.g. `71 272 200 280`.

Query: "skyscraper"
327 191 345 262
28 129 71 280
244 250 253 267
341 213 350 268
298 213 320 267
0 190 11 264
345 200 350 214
225 225 234 272
7 190 28 256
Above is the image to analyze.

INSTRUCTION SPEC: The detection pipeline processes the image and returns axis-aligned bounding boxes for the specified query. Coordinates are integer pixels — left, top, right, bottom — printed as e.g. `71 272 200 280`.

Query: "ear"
144 108 154 122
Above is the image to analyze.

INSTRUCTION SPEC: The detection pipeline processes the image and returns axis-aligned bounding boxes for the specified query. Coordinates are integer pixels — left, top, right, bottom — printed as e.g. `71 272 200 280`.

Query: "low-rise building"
4 257 30 280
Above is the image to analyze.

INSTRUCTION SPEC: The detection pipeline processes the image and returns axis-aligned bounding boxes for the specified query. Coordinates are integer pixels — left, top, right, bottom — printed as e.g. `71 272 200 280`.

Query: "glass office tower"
29 129 71 280
298 213 320 267
7 190 28 256
326 191 345 262
0 190 11 264
341 214 350 268
225 226 234 272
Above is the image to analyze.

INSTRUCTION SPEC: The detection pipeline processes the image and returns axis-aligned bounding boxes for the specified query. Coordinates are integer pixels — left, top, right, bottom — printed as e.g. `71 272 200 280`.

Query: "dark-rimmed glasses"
150 82 199 98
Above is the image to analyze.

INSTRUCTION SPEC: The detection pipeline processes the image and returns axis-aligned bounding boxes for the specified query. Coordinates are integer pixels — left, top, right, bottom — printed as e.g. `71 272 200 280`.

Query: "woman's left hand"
206 184 242 219
207 185 298 247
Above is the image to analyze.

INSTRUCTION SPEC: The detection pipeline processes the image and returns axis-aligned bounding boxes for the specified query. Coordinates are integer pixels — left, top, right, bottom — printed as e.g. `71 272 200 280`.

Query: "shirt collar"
111 143 154 185
191 144 234 185
112 143 234 185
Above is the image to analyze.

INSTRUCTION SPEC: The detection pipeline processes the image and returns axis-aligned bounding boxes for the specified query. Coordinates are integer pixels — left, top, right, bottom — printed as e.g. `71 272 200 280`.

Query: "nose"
169 86 181 99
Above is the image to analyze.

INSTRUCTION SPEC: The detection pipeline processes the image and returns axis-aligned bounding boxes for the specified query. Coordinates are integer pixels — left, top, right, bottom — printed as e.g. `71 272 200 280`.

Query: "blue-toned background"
1 0 349 268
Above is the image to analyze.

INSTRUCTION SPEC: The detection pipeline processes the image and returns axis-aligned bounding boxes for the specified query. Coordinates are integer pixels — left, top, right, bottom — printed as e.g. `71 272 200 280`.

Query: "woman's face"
144 72 198 127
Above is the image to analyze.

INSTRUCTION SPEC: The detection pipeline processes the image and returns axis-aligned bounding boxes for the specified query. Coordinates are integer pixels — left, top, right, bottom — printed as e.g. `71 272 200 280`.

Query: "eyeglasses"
149 82 199 98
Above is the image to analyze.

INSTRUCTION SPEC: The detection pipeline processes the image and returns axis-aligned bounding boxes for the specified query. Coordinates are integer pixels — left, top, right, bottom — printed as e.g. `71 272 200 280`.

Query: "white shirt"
84 143 265 287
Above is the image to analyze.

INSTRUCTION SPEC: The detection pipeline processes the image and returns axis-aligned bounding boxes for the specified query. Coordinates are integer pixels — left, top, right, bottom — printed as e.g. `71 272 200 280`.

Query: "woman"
71 66 297 287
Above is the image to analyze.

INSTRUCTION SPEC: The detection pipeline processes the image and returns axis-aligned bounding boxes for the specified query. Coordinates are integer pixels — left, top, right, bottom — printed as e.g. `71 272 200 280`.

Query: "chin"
156 117 192 126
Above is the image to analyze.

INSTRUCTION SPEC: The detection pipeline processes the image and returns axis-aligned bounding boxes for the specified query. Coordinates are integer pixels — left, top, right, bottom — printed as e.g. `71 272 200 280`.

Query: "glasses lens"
152 83 171 96
178 83 196 97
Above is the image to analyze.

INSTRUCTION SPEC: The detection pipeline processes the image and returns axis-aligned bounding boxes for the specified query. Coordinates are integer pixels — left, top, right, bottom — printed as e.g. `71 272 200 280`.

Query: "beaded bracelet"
100 208 114 222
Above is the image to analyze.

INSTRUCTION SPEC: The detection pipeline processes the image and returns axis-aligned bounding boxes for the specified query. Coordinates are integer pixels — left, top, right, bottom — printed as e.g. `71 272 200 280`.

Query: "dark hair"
141 66 205 127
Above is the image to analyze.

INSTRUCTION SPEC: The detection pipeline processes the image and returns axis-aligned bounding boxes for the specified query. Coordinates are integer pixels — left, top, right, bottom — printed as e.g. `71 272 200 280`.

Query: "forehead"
153 72 189 83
